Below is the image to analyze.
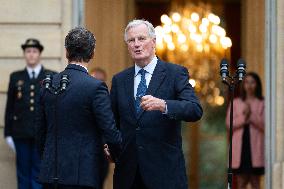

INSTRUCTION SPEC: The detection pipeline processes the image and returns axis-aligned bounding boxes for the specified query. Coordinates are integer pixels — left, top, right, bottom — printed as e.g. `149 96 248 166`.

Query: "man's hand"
104 144 114 163
5 136 15 152
140 95 166 112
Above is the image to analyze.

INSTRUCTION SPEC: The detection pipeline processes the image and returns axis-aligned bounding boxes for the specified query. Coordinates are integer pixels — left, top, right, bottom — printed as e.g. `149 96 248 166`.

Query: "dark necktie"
31 70 35 79
135 69 147 114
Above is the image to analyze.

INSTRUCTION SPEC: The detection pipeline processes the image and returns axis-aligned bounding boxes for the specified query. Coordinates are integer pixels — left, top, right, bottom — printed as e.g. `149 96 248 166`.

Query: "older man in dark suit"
108 19 203 189
37 27 121 189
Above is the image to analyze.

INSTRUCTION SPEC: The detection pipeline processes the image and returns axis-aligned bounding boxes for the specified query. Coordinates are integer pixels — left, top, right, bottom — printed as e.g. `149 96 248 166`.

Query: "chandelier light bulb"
167 42 175 51
199 24 207 33
178 34 187 43
215 96 225 106
195 34 203 43
208 13 216 23
163 25 172 33
161 14 172 25
164 34 172 43
155 26 163 32
190 33 196 40
189 79 196 87
188 24 197 33
172 12 181 22
202 18 209 26
209 34 218 44
191 12 200 22
171 24 180 33
214 16 221 25
220 37 228 49
218 27 226 37
226 37 232 47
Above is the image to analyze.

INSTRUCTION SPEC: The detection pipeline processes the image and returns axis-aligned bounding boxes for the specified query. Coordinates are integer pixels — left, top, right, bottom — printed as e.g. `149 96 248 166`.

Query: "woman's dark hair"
241 72 264 100
65 27 96 63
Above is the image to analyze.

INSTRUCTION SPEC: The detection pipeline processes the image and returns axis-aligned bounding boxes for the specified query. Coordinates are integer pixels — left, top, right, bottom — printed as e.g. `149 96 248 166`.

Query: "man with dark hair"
37 27 121 189
4 38 56 189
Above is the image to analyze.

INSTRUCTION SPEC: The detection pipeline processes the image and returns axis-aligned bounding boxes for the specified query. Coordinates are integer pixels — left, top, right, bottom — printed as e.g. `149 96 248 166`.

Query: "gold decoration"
155 3 231 106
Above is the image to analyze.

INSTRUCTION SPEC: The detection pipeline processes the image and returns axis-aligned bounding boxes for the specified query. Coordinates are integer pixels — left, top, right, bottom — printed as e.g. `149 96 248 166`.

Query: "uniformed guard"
4 38 56 189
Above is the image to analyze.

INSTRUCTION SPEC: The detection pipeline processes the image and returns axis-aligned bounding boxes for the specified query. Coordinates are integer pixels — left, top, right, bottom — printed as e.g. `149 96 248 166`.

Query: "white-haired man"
108 19 203 189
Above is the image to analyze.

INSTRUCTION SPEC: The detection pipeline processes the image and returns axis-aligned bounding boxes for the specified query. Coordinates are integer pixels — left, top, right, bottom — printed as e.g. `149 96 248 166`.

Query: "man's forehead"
24 47 40 51
128 24 148 32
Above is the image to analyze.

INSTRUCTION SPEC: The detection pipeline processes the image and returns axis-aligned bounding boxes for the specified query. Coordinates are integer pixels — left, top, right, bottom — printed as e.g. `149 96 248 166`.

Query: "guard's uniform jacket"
4 67 57 139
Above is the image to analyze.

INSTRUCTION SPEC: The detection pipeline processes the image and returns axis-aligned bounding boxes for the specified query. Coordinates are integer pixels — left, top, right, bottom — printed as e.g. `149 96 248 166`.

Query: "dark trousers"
131 168 148 189
43 184 94 189
14 138 42 189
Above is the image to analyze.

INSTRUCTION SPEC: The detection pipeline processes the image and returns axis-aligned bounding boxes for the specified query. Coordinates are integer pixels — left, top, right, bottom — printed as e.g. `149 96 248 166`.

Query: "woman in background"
226 72 264 189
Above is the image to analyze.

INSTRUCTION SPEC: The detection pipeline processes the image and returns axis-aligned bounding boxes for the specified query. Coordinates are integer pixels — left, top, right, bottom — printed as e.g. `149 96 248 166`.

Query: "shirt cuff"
162 101 168 114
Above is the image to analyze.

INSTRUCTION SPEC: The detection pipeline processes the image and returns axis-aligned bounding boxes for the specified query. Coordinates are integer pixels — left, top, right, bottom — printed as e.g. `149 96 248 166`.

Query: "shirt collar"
26 64 42 76
70 63 88 72
135 56 158 76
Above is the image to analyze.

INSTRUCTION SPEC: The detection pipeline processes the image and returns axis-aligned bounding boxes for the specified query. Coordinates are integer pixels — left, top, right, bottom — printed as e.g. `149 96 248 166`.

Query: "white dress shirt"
26 64 42 79
134 56 158 98
70 63 89 72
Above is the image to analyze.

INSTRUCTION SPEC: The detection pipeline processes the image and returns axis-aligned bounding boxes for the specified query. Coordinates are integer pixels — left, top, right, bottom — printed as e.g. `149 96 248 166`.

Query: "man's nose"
134 38 141 46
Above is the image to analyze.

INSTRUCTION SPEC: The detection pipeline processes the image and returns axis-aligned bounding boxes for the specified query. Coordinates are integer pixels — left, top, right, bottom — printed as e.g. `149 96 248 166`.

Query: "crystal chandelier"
155 4 231 106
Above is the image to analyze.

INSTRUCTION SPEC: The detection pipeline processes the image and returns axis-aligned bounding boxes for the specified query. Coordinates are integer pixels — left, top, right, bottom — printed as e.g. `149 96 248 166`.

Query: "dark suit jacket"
37 64 121 188
4 66 56 139
110 59 203 189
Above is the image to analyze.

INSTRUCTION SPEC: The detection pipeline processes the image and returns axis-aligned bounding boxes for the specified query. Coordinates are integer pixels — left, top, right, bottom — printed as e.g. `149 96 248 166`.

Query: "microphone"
60 74 69 91
43 74 52 89
237 59 246 81
220 58 229 81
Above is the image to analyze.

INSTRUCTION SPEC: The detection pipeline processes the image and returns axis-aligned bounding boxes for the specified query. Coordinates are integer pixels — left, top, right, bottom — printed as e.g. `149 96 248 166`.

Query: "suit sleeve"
92 82 122 158
4 74 15 137
110 76 120 129
165 66 203 122
35 88 48 157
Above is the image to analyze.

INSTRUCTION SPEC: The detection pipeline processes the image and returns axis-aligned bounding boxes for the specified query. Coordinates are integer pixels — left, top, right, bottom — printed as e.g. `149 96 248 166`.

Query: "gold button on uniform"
30 92 35 97
30 85 35 90
30 106 34 111
30 99 34 104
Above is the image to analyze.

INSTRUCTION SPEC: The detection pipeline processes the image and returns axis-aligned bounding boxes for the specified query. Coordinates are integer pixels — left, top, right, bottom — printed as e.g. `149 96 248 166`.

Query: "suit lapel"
136 59 166 120
124 67 136 119
37 66 45 80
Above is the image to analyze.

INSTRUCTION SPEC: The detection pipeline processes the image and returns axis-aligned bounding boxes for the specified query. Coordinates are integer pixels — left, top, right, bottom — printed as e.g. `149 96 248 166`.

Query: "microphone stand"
43 74 69 189
220 59 246 189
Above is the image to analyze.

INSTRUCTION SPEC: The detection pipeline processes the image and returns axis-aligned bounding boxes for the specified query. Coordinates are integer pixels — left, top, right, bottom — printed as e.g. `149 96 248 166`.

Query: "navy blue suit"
37 64 121 189
110 59 203 189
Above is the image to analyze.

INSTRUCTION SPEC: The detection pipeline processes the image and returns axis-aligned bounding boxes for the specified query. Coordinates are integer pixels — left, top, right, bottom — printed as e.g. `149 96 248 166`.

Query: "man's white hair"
124 19 156 42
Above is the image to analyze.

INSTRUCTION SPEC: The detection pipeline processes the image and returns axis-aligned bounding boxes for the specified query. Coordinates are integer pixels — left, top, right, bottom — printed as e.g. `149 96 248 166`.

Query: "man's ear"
65 49 69 59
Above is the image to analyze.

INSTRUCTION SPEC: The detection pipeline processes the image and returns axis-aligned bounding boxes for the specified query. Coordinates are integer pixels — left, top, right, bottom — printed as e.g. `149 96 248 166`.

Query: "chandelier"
155 4 232 106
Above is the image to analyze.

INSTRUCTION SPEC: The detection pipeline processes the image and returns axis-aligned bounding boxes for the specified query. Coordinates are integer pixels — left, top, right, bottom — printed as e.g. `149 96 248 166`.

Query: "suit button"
138 146 144 150
13 116 18 120
30 106 34 111
30 99 34 104
30 85 35 90
30 92 35 97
